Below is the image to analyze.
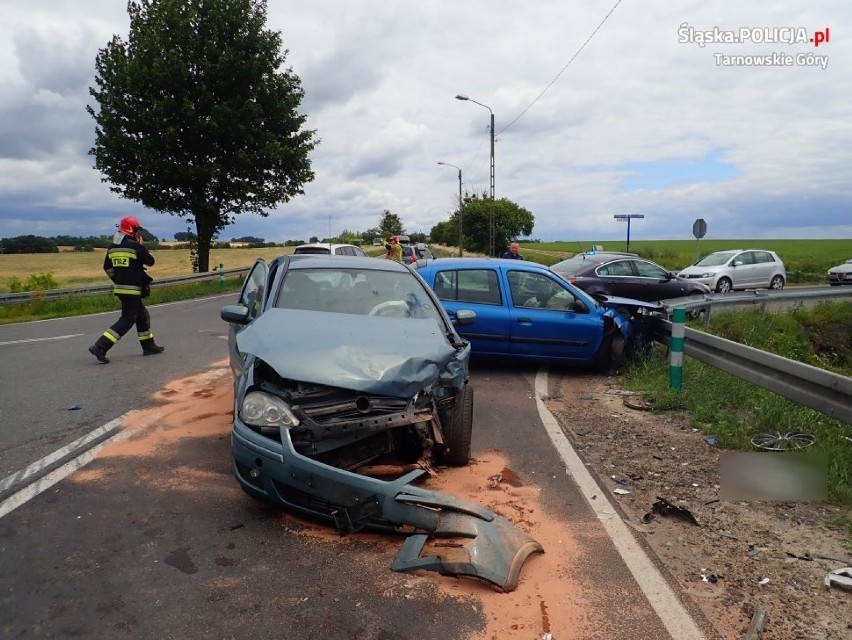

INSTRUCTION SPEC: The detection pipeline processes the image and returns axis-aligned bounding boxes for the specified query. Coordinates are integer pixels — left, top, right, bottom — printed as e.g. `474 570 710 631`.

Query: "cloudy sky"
1 1 849 245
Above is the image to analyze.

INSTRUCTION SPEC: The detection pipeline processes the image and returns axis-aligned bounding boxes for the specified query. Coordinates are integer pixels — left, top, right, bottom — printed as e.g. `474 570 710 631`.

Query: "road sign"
693 218 707 239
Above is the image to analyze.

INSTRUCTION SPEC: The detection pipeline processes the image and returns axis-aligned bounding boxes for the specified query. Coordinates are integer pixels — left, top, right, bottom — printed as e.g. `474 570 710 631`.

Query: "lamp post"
455 94 495 256
613 213 644 252
437 162 463 256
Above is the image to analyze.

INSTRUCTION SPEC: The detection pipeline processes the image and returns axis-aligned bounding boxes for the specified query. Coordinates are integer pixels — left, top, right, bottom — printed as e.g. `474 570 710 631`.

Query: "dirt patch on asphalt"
544 374 852 640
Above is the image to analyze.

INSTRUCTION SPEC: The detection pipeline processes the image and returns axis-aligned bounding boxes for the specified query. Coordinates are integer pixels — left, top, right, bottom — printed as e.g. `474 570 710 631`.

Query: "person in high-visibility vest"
88 216 165 363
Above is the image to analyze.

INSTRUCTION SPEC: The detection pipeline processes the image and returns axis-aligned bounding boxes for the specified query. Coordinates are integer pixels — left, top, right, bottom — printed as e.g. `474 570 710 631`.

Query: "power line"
498 0 624 136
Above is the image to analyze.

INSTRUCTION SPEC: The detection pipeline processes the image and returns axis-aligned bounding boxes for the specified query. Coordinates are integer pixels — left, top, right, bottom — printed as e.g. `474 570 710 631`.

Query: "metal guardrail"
653 317 852 425
0 267 250 306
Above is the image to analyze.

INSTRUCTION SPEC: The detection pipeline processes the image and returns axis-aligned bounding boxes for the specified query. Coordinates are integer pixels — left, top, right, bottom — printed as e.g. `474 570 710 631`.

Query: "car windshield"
275 267 444 321
694 251 738 266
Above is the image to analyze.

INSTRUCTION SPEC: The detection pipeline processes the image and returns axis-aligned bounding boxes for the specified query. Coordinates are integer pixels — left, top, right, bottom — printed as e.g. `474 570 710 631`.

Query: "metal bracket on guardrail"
669 308 686 391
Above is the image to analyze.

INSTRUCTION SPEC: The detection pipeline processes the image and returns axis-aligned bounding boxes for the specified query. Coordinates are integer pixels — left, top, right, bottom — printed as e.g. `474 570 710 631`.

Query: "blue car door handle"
516 317 532 325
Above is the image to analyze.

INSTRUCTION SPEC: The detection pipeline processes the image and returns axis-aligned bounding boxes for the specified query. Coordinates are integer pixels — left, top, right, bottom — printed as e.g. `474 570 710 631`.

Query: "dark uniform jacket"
103 234 155 297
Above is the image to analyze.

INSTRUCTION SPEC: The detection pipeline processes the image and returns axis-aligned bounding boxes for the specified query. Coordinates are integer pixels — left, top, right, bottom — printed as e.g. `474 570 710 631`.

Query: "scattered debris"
650 496 700 526
641 513 655 524
539 633 553 640
703 436 718 446
700 568 719 583
67 404 82 411
576 428 593 436
757 577 770 585
610 475 629 486
824 567 852 591
748 544 759 558
623 396 652 411
742 606 768 640
719 532 739 541
613 488 630 495
488 473 503 489
816 553 852 565
750 431 815 451
785 552 813 562
605 389 642 396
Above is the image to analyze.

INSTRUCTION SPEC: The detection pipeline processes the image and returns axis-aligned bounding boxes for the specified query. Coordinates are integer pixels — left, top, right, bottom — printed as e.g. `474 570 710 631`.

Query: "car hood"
236 309 461 398
829 261 852 274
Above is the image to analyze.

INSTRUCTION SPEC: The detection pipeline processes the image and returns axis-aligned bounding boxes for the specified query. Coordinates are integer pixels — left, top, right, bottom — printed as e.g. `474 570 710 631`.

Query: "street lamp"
437 162 463 256
613 213 644 252
455 94 495 256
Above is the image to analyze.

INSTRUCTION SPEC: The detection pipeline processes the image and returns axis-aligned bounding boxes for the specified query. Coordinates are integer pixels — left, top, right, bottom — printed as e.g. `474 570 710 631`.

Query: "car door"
732 251 760 288
505 269 601 361
228 259 269 378
429 268 511 356
594 259 641 299
631 259 683 301
751 251 775 286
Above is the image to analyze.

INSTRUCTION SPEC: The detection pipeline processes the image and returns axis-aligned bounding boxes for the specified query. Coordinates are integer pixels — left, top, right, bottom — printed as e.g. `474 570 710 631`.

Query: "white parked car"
827 259 852 286
294 243 367 257
677 249 786 293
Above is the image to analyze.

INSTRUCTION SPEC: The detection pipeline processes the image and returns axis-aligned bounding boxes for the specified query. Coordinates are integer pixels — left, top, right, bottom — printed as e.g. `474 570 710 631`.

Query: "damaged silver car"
220 255 542 590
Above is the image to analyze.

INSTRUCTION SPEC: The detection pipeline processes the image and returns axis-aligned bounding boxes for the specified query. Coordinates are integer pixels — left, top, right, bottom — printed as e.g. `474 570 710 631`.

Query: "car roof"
415 257 552 272
276 254 409 272
295 242 361 251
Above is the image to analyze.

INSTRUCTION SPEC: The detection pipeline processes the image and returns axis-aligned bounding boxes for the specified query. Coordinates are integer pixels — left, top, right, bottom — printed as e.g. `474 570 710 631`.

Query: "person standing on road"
501 242 524 260
384 235 403 262
88 216 165 364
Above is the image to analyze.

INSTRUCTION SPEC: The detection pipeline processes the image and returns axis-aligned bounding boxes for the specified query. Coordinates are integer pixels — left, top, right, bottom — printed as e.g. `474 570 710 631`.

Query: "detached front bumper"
232 421 543 591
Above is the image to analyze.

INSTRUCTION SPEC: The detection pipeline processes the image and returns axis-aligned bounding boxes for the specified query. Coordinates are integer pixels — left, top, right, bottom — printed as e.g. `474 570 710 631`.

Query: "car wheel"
769 275 784 290
437 383 473 466
716 277 733 293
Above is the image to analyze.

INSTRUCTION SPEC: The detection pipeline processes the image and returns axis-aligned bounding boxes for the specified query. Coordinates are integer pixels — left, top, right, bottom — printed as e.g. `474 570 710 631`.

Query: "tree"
174 231 197 242
443 195 534 256
88 0 318 272
378 210 404 238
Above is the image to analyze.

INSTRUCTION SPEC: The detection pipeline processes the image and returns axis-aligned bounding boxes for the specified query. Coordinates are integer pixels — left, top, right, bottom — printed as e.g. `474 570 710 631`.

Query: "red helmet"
118 215 142 236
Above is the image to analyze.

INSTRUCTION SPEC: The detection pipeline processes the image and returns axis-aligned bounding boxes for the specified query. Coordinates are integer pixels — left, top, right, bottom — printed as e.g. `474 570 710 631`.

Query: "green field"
519 239 851 281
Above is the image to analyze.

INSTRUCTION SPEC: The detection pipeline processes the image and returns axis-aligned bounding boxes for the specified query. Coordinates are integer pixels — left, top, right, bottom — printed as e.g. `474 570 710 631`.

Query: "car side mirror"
220 304 251 325
733 260 743 267
453 309 476 326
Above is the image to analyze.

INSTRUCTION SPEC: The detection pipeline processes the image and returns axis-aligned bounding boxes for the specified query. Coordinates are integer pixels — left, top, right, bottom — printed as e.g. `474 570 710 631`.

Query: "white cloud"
0 0 849 245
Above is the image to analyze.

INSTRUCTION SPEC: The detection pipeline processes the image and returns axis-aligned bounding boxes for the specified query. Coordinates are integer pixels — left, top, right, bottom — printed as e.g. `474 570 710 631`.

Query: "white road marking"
0 333 83 346
535 369 707 640
0 411 160 521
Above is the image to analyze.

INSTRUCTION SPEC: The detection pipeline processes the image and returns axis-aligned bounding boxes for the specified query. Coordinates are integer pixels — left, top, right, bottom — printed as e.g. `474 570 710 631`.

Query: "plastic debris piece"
623 396 652 411
641 512 655 524
704 436 718 446
757 577 770 585
610 475 629 486
605 389 642 396
748 544 758 557
67 404 82 411
613 488 630 495
824 567 852 591
651 497 700 526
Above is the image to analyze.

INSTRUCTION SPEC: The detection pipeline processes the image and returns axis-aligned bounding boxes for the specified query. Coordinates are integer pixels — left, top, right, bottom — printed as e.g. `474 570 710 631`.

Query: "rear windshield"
294 246 331 255
551 255 600 274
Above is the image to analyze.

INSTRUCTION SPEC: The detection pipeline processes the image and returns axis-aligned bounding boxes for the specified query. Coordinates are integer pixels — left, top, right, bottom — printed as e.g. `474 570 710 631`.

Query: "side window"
240 262 268 319
434 270 501 305
754 251 773 264
734 252 754 265
508 271 570 309
633 260 668 278
597 260 634 277
353 247 367 257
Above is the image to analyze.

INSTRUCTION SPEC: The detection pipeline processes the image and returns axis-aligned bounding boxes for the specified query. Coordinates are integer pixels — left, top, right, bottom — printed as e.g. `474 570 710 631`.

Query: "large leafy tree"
88 0 318 271
432 194 534 256
378 210 404 238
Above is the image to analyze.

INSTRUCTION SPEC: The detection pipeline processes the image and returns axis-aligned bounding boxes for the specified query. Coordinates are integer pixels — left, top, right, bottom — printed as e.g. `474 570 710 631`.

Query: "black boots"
88 343 110 364
142 342 165 356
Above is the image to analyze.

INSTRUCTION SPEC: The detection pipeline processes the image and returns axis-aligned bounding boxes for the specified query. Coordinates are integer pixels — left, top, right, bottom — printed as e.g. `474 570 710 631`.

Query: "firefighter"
88 215 165 363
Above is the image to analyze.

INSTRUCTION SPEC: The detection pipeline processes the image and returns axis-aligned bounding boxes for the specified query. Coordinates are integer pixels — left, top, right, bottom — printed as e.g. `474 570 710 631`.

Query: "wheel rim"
717 279 731 293
771 276 783 289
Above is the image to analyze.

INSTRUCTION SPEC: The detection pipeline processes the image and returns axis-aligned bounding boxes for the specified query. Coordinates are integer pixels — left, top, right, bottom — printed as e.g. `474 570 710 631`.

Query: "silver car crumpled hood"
236 308 465 397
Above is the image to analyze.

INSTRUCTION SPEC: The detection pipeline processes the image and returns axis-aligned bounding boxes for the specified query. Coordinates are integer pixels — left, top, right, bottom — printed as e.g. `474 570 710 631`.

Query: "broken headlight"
240 391 300 428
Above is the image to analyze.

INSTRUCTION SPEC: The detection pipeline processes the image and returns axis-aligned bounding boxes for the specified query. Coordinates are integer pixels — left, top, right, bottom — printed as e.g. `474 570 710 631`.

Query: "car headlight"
240 391 300 428
701 271 716 278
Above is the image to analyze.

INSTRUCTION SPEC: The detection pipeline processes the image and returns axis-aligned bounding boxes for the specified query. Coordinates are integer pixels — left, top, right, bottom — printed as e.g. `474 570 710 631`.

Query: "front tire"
716 277 733 293
437 383 473 466
769 275 784 290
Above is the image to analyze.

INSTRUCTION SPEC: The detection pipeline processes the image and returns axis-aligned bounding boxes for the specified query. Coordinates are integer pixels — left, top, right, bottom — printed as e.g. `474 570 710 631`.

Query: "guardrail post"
669 307 686 390
219 263 225 289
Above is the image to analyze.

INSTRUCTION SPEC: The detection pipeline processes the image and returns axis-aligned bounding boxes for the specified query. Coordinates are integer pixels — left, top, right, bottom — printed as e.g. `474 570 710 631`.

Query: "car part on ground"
221 254 541 589
550 252 711 302
677 249 786 293
414 257 663 371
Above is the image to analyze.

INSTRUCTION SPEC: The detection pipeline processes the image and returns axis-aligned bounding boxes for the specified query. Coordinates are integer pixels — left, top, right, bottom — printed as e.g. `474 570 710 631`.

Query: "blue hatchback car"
414 258 662 369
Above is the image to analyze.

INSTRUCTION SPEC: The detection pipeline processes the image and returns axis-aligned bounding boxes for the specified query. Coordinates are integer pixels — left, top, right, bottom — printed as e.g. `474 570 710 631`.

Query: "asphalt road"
0 299 709 639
